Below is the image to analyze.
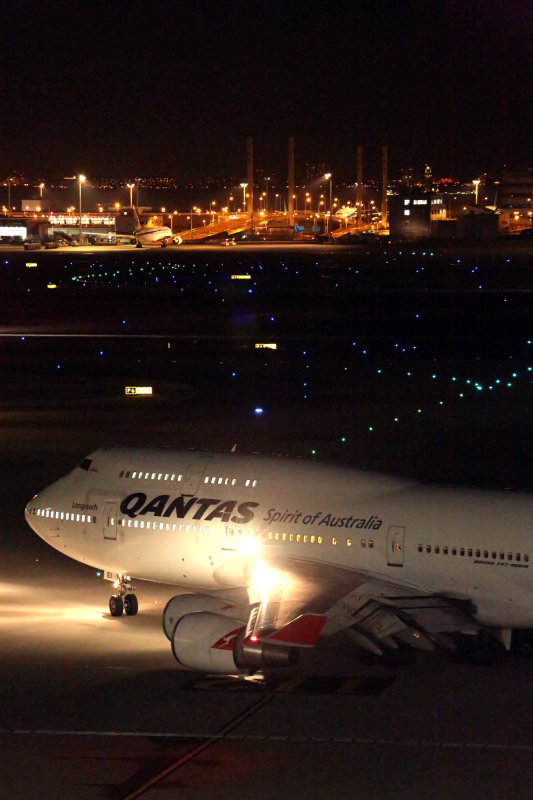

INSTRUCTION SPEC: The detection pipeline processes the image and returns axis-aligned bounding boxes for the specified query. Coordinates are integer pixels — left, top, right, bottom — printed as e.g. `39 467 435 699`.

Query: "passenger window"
368 540 374 548
467 549 472 557
508 553 512 561
492 552 497 559
418 545 423 552
475 549 480 557
318 536 323 544
361 539 366 548
435 545 440 554
346 538 352 547
517 553 521 561
452 548 457 556
426 545 431 553
332 537 337 545
499 552 504 560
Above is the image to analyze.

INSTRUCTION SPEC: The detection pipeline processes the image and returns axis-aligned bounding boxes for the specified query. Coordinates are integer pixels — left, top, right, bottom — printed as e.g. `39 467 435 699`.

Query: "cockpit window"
78 458 92 471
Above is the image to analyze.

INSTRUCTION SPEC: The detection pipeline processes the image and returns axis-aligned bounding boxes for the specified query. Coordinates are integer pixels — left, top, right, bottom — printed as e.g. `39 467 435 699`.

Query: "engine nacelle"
171 611 298 673
162 593 234 641
172 611 246 672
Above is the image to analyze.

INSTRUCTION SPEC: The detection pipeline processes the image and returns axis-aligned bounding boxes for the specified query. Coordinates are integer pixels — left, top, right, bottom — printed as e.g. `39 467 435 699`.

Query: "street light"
78 174 86 244
473 179 480 206
240 182 247 210
264 177 270 212
39 182 44 198
127 183 134 207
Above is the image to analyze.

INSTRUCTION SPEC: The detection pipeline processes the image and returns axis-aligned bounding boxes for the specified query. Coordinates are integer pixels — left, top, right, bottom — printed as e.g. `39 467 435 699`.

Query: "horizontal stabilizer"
264 613 327 647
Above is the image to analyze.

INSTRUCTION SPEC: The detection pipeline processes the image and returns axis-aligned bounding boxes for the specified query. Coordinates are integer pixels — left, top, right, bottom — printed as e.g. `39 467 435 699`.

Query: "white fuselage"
25 448 533 629
133 225 173 245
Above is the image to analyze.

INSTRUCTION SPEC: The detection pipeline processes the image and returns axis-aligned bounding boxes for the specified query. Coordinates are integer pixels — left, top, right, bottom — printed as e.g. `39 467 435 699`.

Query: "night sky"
1 0 531 182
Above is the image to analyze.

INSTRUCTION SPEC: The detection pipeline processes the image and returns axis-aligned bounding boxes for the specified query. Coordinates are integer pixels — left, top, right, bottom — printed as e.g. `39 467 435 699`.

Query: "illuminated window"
232 479 236 486
252 480 257 487
211 476 217 484
310 535 315 544
282 533 287 541
164 474 169 480
218 477 223 484
275 532 280 541
347 538 352 547
443 546 448 554
290 534 294 542
404 209 410 216
140 520 145 529
296 534 301 543
268 532 273 539
245 479 250 487
332 537 337 545
368 540 373 548
361 539 366 548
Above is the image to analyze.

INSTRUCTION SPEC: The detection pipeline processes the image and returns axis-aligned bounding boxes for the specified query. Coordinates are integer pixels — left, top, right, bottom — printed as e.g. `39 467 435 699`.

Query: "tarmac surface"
2 242 533 798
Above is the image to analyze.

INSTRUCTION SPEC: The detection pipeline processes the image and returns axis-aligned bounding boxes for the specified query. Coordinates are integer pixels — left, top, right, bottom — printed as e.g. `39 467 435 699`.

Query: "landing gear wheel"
109 595 124 616
124 593 138 616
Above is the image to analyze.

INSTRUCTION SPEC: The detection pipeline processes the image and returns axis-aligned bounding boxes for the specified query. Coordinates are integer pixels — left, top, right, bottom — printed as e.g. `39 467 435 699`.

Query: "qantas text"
120 493 258 523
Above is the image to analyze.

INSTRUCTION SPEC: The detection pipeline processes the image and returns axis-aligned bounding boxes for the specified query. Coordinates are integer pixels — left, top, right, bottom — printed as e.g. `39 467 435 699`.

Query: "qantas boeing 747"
24 447 533 672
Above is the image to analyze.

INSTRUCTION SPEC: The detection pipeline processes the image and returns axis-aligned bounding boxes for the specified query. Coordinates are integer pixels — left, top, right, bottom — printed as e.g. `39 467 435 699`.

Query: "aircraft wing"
248 556 479 656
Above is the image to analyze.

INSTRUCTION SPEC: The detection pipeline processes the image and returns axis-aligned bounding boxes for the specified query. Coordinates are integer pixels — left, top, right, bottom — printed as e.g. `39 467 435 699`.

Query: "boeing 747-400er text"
24 448 533 672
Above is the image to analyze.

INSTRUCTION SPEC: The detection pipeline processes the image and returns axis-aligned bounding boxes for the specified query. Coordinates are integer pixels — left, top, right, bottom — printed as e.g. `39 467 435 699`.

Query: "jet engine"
162 592 235 640
171 611 298 674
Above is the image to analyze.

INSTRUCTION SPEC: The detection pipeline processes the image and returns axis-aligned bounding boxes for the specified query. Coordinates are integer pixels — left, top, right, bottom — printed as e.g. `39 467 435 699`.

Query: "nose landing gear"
109 574 138 617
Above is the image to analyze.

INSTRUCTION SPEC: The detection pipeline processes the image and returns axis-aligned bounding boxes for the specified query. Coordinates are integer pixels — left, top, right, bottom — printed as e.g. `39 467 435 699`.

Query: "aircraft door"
387 525 405 566
103 502 118 540
181 455 212 495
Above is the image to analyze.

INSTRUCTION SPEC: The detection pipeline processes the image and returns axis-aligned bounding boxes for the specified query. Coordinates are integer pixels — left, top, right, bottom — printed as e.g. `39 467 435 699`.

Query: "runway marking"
4 729 533 752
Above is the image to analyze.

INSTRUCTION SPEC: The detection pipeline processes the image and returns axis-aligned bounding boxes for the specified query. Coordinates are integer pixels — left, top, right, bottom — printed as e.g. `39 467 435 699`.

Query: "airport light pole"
39 182 44 198
127 183 134 208
473 179 480 206
78 174 86 244
240 183 247 211
325 173 332 234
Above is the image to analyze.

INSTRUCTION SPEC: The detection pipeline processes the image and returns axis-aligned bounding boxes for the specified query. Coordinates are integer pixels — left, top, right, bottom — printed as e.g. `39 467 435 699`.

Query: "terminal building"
389 193 447 238
499 169 533 234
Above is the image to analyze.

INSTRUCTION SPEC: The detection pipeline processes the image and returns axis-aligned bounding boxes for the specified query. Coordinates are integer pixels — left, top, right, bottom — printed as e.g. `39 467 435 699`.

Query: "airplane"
129 208 182 248
24 447 533 673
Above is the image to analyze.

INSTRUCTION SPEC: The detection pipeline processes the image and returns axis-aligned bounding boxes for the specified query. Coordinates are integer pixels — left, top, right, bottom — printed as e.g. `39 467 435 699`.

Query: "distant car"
224 238 237 246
